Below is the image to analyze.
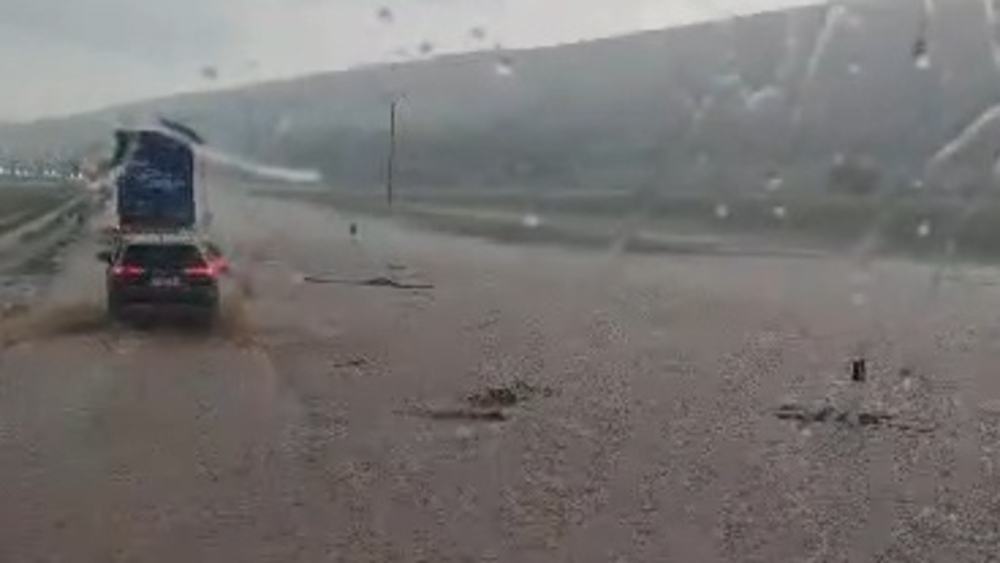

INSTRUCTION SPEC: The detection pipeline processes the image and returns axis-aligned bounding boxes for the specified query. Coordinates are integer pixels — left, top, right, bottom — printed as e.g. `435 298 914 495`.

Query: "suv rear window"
121 244 205 269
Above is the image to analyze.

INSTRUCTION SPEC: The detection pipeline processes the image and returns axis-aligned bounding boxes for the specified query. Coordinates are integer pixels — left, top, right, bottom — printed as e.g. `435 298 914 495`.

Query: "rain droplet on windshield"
201 66 219 81
765 173 784 192
376 6 394 24
469 27 487 41
714 203 730 219
772 205 788 220
913 35 929 60
913 4 931 69
418 41 435 56
522 214 542 229
917 220 933 238
848 63 862 76
851 292 868 306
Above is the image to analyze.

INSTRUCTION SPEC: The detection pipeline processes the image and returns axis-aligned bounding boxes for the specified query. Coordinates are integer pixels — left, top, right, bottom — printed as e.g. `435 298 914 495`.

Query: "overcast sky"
0 0 819 121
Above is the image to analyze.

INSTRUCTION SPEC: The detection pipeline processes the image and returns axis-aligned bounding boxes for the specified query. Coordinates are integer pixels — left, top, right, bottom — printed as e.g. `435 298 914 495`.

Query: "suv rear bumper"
110 286 218 308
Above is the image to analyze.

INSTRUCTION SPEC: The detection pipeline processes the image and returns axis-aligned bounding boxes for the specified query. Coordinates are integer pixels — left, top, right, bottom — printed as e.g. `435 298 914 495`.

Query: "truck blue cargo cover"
116 129 196 228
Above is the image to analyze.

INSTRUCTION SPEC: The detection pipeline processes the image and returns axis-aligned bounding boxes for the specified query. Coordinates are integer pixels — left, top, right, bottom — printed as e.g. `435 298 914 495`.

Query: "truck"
112 128 197 230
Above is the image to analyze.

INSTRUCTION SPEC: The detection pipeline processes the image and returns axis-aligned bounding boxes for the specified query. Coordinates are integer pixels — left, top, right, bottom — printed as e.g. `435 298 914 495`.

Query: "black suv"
100 233 222 322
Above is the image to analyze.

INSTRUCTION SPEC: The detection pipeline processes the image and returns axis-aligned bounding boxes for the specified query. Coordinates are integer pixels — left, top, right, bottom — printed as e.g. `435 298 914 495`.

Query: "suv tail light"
112 265 145 277
184 264 217 278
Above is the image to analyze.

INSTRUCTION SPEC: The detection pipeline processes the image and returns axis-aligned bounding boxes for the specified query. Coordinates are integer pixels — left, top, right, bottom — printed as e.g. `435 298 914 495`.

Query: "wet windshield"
3 0 1000 561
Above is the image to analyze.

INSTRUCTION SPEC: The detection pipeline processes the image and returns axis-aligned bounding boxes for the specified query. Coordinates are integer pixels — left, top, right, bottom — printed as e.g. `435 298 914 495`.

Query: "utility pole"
386 99 398 207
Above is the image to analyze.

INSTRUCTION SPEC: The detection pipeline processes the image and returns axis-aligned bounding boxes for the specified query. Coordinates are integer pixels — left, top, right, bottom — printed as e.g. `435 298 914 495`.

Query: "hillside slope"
2 0 998 194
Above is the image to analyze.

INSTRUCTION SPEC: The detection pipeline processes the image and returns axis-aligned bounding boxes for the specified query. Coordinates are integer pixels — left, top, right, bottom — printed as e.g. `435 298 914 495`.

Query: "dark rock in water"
467 387 519 408
466 379 556 408
851 358 867 382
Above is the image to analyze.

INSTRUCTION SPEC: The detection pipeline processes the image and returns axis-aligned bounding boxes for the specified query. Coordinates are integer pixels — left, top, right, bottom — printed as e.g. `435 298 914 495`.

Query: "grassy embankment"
0 184 77 234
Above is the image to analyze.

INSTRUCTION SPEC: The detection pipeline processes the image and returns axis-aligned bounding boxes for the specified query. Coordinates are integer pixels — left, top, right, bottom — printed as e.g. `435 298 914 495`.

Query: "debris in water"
400 406 508 422
776 403 836 423
333 358 367 370
399 380 553 423
466 380 555 408
302 275 433 290
468 387 518 408
773 403 932 433
359 276 430 289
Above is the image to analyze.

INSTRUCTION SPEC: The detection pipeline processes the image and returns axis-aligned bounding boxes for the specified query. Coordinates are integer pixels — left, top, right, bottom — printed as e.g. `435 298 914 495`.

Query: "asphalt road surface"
3 182 1000 562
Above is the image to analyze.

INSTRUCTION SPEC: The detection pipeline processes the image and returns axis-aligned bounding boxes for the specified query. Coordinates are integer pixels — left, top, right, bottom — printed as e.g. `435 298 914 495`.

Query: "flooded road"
2 182 1000 561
